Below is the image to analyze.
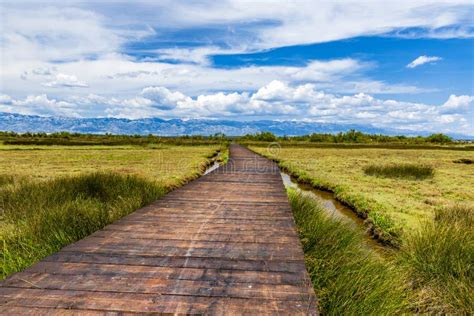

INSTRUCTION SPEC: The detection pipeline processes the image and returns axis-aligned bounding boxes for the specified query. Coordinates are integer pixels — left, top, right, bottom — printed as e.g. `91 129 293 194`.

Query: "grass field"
0 144 223 278
0 144 222 187
251 145 474 246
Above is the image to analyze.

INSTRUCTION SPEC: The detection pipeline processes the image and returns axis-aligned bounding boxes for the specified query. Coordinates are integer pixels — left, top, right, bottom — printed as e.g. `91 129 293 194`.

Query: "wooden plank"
102 223 298 236
21 262 308 285
0 288 315 314
43 252 308 273
60 244 304 261
90 230 300 244
0 144 317 314
63 236 304 253
4 272 312 300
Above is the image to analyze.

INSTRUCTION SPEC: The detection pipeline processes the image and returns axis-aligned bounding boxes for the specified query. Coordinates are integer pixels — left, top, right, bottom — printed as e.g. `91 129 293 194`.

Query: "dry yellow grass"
0 144 221 187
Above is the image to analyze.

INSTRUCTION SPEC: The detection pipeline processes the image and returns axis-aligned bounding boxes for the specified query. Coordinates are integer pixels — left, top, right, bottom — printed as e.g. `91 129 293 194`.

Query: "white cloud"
42 73 88 88
149 47 242 66
114 0 473 50
289 59 365 82
31 67 56 76
441 94 474 111
1 7 118 63
407 55 442 68
0 94 79 117
252 80 293 101
1 2 471 64
3 55 384 99
141 86 191 110
2 82 471 134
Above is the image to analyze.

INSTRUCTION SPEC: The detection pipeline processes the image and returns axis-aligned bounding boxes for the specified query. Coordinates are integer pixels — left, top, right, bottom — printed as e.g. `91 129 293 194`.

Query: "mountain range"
0 112 471 139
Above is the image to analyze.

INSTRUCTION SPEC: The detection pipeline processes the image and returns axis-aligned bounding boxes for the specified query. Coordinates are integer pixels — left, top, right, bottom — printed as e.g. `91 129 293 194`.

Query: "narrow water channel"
280 171 386 253
204 161 220 174
204 152 222 175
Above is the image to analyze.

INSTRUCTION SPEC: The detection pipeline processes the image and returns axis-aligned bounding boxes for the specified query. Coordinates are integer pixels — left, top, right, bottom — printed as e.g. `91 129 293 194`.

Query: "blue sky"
0 1 473 134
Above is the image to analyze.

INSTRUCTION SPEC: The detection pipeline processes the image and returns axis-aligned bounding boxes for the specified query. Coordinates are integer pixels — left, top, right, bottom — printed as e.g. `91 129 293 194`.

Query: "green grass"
364 163 434 180
400 204 473 313
0 173 166 279
288 189 409 315
289 190 474 314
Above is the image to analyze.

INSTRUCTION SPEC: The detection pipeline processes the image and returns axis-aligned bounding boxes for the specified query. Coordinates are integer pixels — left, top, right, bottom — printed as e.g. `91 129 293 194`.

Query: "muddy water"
280 172 386 253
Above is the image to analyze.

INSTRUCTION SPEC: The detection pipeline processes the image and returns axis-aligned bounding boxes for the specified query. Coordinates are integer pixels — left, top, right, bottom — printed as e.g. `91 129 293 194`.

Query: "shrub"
427 133 452 143
364 163 434 180
453 158 473 164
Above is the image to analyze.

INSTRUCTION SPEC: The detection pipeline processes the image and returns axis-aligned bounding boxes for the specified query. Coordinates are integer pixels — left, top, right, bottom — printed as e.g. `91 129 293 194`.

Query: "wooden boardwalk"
0 144 317 314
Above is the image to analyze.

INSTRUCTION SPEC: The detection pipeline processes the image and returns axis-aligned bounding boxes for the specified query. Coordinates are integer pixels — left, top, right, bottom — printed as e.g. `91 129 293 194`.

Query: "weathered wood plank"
43 252 308 273
91 230 300 244
0 288 315 314
4 272 312 300
21 262 308 285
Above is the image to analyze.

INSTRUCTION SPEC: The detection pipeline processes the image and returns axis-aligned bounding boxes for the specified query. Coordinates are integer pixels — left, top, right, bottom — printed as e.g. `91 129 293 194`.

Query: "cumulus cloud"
20 67 88 88
42 74 88 88
407 55 442 68
1 82 472 134
441 94 474 112
141 86 191 110
0 94 79 117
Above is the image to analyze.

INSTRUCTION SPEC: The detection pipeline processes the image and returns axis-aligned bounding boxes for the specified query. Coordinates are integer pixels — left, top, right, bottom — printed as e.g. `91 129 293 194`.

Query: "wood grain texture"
0 144 317 315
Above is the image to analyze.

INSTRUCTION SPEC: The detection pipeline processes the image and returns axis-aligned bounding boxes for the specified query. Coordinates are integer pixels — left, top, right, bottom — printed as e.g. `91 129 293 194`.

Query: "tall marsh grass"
0 173 166 278
364 163 434 180
400 204 473 313
288 189 409 315
290 188 474 313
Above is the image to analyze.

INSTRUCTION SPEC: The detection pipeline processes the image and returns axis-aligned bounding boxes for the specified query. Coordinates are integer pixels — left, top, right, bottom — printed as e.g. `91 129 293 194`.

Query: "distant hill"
0 112 471 139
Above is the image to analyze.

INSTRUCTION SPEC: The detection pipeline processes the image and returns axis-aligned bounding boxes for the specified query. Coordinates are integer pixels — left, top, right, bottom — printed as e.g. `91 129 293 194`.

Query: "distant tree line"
239 130 454 144
0 130 458 145
0 131 229 146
